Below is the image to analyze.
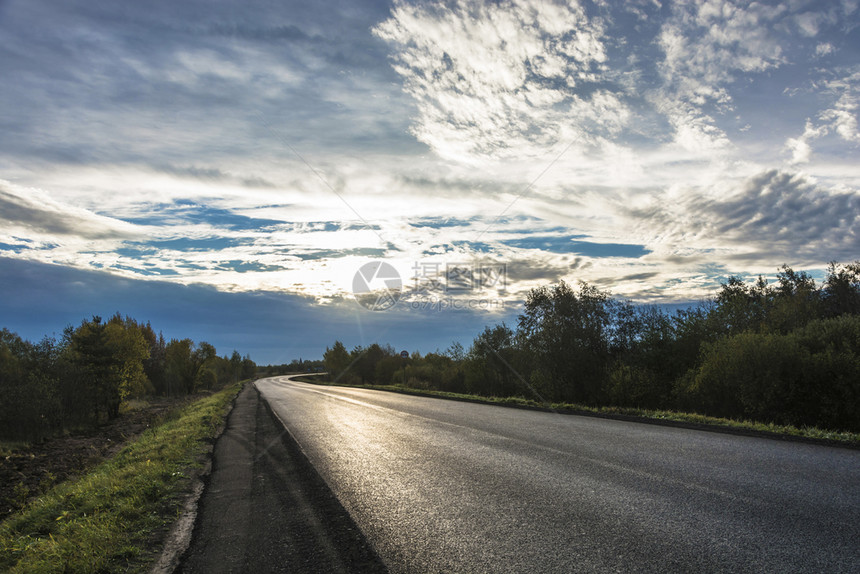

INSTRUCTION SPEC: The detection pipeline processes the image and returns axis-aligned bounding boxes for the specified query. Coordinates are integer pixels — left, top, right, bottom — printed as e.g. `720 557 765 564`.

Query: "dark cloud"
0 185 129 240
117 201 283 231
504 257 590 283
290 248 390 261
695 170 858 256
409 217 478 229
204 23 318 43
616 272 660 282
627 170 859 262
0 0 412 167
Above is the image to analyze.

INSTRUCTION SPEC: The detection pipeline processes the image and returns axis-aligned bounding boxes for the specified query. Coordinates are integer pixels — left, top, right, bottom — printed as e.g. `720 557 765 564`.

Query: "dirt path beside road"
177 383 386 574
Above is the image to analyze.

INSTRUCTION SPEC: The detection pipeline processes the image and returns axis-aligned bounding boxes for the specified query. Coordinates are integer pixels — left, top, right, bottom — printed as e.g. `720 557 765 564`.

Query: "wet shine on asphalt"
256 376 860 573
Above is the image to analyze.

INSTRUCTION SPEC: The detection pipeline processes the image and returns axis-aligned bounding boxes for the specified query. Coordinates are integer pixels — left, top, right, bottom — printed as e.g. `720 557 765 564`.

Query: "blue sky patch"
502 236 651 258
409 217 476 229
139 237 254 253
120 202 283 231
290 247 390 261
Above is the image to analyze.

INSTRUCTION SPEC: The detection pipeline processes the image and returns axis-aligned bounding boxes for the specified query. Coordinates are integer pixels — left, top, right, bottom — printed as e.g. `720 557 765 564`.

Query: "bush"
685 318 860 431
687 333 802 423
607 364 666 410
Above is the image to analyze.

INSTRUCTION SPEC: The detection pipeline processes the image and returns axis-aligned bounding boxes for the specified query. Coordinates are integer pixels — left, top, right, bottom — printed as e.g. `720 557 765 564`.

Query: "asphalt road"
257 376 860 573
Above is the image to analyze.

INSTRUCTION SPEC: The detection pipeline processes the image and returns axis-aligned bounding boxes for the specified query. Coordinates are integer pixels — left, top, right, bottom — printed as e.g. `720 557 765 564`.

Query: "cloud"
1 0 858 312
659 0 785 86
626 170 859 262
653 0 787 151
794 9 837 38
784 69 860 163
0 180 137 240
815 42 835 57
785 120 821 164
157 165 278 188
821 90 860 143
373 0 622 162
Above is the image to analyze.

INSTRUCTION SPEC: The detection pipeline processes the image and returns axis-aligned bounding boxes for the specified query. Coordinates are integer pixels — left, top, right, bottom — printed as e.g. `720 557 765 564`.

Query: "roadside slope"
0 382 242 573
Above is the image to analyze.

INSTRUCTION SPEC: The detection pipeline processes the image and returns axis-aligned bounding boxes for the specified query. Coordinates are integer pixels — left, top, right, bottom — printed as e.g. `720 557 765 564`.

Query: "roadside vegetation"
0 314 256 443
0 380 243 573
322 261 860 437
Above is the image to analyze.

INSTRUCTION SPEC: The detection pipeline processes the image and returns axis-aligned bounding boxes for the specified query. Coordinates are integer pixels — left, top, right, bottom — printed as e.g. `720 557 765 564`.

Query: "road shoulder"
177 383 387 573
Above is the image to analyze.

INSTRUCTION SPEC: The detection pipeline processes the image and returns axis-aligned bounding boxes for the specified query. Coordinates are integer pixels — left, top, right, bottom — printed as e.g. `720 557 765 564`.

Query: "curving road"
256 376 860 573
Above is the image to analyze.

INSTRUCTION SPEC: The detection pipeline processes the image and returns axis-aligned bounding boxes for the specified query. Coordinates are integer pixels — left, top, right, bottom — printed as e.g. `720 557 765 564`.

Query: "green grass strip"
295 377 860 446
0 381 244 573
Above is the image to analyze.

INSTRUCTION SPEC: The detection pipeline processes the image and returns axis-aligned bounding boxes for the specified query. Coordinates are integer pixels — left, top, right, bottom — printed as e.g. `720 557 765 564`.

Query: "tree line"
261 358 326 376
0 314 256 441
324 261 860 432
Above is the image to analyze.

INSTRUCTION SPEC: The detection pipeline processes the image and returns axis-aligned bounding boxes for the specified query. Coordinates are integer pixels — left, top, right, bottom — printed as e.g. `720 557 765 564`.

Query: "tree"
352 343 389 384
823 261 860 317
0 331 65 440
230 350 243 382
241 354 256 380
323 341 351 381
141 324 167 395
711 276 768 335
104 314 152 402
518 281 616 403
444 341 465 362
66 315 149 419
768 265 820 332
165 338 193 396
64 317 111 419
464 324 519 397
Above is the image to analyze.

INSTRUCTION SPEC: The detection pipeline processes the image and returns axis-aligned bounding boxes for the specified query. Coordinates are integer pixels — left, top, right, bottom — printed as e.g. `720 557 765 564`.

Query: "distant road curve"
257 376 860 573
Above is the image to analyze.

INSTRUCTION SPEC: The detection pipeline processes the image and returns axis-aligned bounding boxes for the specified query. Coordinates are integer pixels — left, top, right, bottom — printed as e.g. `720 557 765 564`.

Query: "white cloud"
815 42 835 57
785 120 822 164
822 90 860 143
795 11 826 37
654 0 788 152
373 0 619 163
784 69 860 164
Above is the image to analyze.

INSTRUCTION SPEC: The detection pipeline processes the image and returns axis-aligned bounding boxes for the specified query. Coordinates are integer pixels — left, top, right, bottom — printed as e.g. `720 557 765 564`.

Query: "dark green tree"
823 261 860 317
230 350 243 383
323 341 351 381
518 281 615 403
464 324 519 397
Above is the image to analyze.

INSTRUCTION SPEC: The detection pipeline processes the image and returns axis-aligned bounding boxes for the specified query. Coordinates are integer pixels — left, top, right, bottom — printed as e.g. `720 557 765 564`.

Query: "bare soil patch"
0 395 201 521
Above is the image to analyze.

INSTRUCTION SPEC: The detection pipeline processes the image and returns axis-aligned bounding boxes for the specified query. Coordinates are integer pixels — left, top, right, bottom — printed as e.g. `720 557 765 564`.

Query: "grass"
0 381 244 573
295 377 860 446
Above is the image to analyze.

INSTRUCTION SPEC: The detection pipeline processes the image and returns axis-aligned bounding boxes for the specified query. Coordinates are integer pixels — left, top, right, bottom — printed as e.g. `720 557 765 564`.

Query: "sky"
1 0 858 364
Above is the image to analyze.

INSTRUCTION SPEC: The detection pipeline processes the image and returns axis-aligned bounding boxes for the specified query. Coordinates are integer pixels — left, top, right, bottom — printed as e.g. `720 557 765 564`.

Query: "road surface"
257 375 860 573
